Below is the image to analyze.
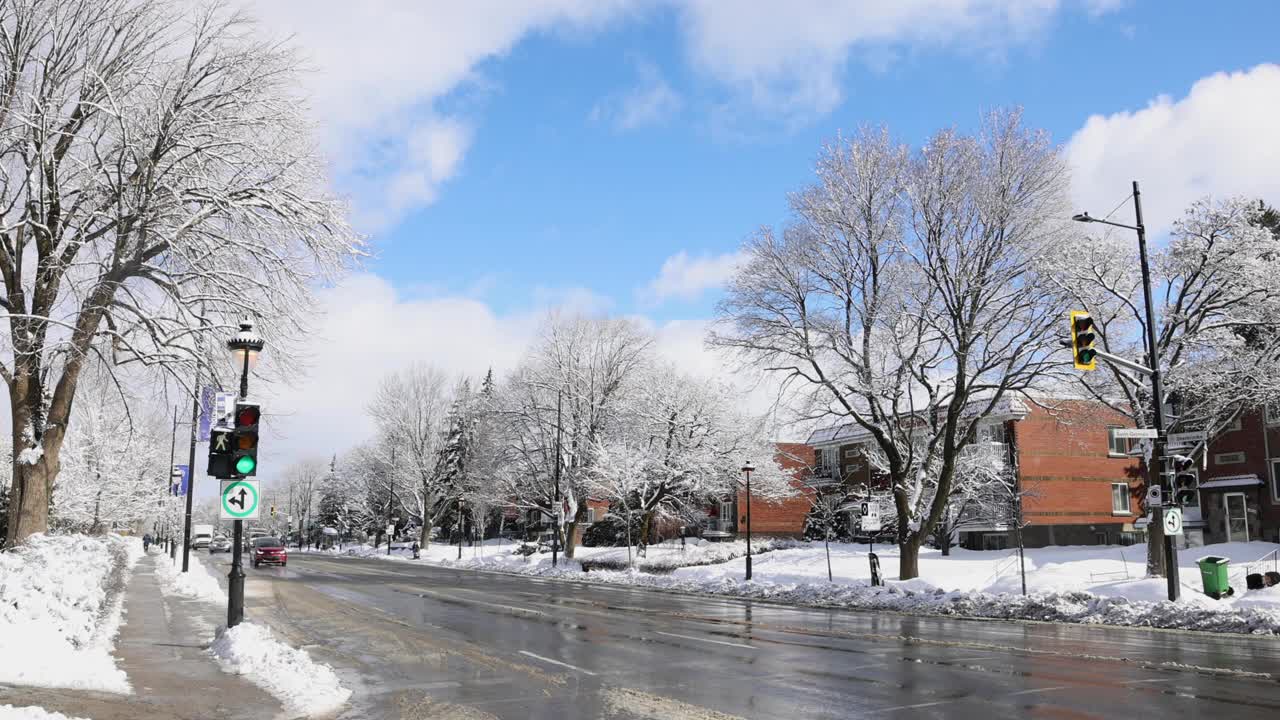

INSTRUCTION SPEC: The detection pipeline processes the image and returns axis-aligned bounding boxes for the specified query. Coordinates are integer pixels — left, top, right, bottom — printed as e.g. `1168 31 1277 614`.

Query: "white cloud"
676 0 1096 118
641 250 746 305
1066 64 1280 236
237 0 637 231
591 60 683 130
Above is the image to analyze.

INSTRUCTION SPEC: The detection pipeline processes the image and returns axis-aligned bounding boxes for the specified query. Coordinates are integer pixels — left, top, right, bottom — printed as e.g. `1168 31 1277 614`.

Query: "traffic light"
1070 310 1097 370
1173 456 1199 507
232 401 260 477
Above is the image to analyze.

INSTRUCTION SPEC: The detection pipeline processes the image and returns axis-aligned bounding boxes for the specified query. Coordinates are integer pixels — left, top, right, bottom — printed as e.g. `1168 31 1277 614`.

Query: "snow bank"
153 550 224 604
0 706 89 720
0 534 140 693
400 539 1280 636
210 622 350 717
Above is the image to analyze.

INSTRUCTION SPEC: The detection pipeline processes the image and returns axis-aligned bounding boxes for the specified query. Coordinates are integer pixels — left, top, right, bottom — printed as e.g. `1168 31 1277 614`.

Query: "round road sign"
221 480 260 519
1163 507 1183 536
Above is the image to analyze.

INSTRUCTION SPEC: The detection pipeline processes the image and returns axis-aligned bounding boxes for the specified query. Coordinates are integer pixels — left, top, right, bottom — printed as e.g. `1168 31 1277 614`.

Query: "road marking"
413 587 549 617
1120 678 1175 685
518 650 598 676
655 631 756 650
1007 686 1072 696
874 699 962 713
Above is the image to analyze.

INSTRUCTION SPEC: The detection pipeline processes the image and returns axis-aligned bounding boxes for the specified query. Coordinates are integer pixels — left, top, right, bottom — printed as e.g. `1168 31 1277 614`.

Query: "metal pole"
1133 180 1179 601
457 496 464 560
552 389 561 568
227 352 250 628
168 405 178 562
744 468 753 581
181 363 201 573
386 445 396 556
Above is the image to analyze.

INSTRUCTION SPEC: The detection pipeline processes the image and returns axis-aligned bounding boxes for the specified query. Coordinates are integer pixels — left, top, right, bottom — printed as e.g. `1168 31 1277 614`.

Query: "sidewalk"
0 552 284 720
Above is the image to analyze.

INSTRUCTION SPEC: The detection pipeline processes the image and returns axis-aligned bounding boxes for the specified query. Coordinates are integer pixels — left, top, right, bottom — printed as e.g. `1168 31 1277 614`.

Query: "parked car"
251 536 287 568
208 536 232 554
190 523 214 549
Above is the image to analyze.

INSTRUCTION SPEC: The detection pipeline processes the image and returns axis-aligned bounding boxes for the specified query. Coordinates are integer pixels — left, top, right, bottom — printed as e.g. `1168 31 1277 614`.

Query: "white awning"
1198 475 1263 490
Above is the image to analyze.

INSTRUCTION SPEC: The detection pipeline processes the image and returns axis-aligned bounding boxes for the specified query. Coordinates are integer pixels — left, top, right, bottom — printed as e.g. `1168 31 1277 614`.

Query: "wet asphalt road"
225 553 1280 719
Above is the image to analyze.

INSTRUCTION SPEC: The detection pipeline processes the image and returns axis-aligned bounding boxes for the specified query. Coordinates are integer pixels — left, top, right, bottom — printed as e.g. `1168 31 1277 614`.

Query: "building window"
1223 415 1242 433
819 447 837 475
1107 427 1137 457
978 423 1007 444
1268 404 1280 426
1271 458 1280 503
585 507 598 524
1214 451 1246 465
1111 483 1131 515
844 448 859 459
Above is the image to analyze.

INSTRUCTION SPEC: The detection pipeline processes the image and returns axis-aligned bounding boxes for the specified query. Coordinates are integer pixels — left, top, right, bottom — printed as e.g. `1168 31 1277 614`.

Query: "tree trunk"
563 504 588 559
420 522 431 549
639 511 653 557
898 537 921 580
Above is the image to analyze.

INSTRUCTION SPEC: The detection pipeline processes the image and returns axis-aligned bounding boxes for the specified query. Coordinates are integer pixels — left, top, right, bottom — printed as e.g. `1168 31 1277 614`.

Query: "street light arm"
1072 212 1140 232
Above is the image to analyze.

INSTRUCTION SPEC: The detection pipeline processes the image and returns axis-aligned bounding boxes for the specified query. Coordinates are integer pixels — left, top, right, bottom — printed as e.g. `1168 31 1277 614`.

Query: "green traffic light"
1078 348 1096 363
235 455 256 475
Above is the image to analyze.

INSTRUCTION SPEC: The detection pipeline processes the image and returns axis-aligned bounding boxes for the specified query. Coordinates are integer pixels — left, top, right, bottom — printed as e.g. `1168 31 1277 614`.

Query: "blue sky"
360 1 1279 322
239 0 1280 474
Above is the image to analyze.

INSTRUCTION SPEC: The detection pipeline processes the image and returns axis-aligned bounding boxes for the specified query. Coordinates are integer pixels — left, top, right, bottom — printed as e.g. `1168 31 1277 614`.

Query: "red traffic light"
236 406 260 426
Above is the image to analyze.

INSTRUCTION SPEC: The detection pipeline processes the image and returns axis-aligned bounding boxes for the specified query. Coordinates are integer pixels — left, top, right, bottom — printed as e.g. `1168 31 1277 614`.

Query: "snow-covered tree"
1 0 362 544
713 111 1071 580
366 364 454 547
1053 196 1280 574
586 365 792 554
492 315 652 558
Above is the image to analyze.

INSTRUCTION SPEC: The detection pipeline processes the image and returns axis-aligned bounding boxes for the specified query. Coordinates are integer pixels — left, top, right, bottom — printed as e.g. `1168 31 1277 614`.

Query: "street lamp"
225 318 264 628
1074 181 1179 601
741 461 754 581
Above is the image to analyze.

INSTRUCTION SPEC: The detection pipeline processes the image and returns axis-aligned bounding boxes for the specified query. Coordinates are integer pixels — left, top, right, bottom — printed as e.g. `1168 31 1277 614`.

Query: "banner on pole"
197 385 215 441
171 464 190 496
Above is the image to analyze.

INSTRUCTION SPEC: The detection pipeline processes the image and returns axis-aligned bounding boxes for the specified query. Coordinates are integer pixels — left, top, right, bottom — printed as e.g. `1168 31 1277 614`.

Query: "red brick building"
803 397 1146 549
701 442 817 539
1189 406 1280 544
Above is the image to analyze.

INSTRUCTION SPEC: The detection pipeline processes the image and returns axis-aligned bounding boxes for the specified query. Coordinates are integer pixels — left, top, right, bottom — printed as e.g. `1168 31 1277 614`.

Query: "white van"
191 524 214 549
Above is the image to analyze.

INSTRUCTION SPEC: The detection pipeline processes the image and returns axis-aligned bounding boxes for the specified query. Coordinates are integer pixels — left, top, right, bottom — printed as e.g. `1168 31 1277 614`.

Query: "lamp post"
741 461 754 581
1073 180 1179 602
226 318 263 628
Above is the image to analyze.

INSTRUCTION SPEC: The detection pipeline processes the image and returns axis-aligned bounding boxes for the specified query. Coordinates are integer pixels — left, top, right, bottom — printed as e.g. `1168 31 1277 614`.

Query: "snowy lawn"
330 537 1280 635
0 534 141 693
210 622 351 717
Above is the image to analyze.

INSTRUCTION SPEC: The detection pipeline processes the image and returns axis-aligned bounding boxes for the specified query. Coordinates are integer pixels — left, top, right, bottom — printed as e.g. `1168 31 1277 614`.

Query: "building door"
718 501 735 532
1225 492 1250 542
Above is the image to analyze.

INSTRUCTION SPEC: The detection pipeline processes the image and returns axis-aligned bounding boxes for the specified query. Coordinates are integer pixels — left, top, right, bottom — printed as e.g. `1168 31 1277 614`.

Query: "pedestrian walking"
143 533 153 552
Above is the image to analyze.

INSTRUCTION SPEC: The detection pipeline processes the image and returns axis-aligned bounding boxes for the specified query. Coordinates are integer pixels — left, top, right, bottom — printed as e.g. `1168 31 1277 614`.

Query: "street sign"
214 391 237 427
860 502 882 532
1111 428 1159 439
220 479 260 520
1163 507 1183 536
1166 431 1205 448
171 465 189 496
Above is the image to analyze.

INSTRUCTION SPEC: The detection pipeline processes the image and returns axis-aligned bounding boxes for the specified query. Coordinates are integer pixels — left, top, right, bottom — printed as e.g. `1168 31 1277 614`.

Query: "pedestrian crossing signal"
1070 311 1097 370
208 428 234 479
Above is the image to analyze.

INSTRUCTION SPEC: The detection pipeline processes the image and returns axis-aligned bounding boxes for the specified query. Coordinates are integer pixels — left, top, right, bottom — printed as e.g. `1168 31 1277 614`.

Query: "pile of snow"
0 534 140 693
210 622 351 717
153 551 224 604
0 706 89 720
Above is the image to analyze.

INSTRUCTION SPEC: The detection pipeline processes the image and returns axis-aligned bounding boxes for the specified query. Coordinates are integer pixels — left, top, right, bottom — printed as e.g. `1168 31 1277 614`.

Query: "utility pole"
1132 181 1179 601
181 363 201 573
386 445 396 557
1072 181 1178 601
167 405 179 562
457 496 464 561
552 389 562 568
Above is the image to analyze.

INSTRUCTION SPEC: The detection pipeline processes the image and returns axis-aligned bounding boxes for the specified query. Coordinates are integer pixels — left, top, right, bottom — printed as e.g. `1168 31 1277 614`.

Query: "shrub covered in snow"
153 551 224 604
0 534 140 692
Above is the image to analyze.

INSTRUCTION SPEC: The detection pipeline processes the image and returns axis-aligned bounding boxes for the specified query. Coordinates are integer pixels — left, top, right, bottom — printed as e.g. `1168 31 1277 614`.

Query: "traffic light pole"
1132 181 1180 602
227 351 250 628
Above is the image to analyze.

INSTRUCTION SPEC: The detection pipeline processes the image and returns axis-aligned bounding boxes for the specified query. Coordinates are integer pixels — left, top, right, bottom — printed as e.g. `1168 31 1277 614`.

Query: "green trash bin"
1197 556 1232 599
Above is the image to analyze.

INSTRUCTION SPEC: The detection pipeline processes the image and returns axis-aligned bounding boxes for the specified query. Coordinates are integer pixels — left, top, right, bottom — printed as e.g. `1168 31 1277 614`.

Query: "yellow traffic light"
1070 310 1097 371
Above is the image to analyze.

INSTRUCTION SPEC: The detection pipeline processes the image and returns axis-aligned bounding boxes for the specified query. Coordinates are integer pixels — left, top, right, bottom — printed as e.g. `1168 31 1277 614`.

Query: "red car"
251 537 287 568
